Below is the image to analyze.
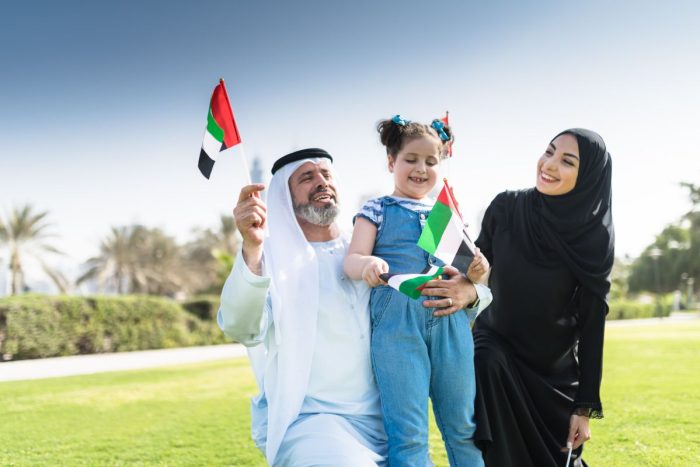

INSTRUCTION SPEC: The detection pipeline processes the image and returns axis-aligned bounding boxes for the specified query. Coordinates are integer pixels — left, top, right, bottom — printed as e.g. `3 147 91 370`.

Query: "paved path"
0 343 247 383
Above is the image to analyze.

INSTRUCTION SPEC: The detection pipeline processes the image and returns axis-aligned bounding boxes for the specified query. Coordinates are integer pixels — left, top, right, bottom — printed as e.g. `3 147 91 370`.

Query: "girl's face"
536 133 580 196
389 136 441 200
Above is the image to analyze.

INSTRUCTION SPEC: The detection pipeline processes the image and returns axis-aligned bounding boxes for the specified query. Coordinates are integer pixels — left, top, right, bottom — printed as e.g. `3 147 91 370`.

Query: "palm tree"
78 225 186 296
182 215 240 294
77 226 132 293
79 217 238 296
127 226 185 295
0 204 63 294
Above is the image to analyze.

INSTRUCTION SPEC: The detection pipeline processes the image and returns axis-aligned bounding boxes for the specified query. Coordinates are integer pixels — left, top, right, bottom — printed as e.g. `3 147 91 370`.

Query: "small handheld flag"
379 266 444 300
441 111 452 157
198 79 242 179
417 179 476 273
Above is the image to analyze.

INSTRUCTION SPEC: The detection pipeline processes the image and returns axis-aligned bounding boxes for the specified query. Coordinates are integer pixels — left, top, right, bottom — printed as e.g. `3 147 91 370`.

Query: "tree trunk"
10 247 21 295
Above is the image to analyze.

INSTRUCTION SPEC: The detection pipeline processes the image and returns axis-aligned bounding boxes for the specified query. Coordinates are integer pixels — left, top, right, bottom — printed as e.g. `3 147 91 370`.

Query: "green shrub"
0 295 90 359
92 296 195 352
607 297 672 320
0 294 228 362
181 295 220 321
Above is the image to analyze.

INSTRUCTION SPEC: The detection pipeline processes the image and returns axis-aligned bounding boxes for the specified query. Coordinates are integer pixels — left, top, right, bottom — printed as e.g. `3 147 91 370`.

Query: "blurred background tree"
77 226 132 294
77 216 238 297
181 215 239 295
626 182 698 307
0 205 66 294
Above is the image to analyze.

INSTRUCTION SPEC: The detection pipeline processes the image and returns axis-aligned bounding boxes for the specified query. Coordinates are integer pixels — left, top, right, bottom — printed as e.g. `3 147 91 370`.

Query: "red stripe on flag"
211 80 242 148
437 179 464 221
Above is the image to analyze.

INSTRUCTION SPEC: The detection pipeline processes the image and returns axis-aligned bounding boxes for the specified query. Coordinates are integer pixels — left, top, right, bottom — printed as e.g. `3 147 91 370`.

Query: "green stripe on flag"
397 267 443 299
207 108 225 143
418 201 452 254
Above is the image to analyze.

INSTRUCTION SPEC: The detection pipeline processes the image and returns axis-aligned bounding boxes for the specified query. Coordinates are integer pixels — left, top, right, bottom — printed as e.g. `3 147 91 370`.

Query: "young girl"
344 115 490 466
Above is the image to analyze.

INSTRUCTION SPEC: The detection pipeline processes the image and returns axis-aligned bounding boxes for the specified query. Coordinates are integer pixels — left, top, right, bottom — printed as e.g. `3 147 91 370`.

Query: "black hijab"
511 128 615 301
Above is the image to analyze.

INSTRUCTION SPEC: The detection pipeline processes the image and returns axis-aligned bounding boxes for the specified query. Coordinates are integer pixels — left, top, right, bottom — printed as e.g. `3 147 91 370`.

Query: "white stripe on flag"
201 130 222 160
432 214 466 265
386 266 442 290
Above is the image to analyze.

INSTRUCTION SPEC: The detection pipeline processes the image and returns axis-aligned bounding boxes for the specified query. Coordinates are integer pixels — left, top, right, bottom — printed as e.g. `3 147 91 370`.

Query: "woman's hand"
467 248 490 284
562 414 591 452
420 265 478 317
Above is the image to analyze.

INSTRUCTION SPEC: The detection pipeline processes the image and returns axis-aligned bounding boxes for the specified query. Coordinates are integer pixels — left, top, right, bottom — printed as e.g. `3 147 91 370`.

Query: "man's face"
288 160 339 226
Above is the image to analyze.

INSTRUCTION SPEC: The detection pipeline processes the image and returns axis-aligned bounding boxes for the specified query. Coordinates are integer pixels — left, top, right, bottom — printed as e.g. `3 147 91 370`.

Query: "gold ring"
447 298 453 307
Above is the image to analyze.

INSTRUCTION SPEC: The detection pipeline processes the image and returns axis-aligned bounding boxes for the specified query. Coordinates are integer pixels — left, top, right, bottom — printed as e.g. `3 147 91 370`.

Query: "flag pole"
564 447 573 467
238 144 253 185
441 110 453 188
219 78 252 185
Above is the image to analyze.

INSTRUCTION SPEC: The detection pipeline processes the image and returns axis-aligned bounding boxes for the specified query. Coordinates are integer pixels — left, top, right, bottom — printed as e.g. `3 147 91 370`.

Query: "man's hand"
233 184 266 274
421 265 478 316
361 257 389 288
562 414 591 452
467 248 490 284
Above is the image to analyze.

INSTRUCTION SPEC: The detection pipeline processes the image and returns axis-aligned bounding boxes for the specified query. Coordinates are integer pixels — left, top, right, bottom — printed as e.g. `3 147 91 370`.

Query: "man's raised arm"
217 184 270 345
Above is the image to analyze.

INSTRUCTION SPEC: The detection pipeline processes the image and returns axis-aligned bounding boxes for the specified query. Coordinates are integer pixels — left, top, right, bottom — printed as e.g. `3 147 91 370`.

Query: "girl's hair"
377 117 453 159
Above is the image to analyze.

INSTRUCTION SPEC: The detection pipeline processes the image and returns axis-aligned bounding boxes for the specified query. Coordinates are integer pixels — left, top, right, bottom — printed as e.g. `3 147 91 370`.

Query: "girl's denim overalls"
369 196 483 467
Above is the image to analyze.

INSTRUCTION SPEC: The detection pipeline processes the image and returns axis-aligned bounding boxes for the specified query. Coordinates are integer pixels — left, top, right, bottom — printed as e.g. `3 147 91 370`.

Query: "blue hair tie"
431 119 450 141
392 114 410 126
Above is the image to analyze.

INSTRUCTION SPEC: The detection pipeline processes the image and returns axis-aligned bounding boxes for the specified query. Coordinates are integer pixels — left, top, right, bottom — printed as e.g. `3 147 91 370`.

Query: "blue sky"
1 0 699 289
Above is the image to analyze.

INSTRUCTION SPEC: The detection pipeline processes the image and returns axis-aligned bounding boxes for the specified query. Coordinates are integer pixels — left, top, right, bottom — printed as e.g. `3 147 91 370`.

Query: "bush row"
181 295 220 321
0 294 227 362
0 293 673 361
607 297 672 320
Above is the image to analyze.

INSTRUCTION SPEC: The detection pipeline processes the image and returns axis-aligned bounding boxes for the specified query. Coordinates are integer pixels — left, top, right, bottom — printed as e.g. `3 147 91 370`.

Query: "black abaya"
474 190 608 467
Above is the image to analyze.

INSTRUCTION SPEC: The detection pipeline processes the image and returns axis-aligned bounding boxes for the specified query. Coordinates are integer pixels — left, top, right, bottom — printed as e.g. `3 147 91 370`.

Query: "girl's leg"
371 292 431 466
429 311 484 467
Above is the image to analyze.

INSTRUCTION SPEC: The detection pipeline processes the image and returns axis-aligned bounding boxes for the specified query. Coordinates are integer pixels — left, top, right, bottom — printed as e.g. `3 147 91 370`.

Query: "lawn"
2 321 699 466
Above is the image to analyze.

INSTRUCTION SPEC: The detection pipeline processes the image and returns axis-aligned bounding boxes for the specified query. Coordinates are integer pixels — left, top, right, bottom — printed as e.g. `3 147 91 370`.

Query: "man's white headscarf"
256 156 336 462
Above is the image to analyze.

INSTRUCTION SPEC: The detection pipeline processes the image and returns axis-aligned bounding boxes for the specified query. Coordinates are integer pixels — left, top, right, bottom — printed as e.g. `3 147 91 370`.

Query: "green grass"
2 322 699 466
1 359 265 466
585 322 700 466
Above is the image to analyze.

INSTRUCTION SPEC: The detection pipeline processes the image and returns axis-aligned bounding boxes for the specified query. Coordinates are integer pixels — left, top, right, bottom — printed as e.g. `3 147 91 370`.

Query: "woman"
473 129 614 466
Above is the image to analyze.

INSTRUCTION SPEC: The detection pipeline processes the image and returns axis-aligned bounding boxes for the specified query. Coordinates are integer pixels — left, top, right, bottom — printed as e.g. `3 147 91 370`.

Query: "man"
218 148 489 466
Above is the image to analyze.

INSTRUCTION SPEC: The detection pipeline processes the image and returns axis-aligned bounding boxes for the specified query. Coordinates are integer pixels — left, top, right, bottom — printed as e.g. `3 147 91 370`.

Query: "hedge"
607 297 672 320
0 293 675 361
0 294 228 362
181 295 220 321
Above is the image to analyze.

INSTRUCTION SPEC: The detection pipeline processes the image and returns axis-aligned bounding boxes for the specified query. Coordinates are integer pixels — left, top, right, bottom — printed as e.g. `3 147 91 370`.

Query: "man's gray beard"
293 201 339 226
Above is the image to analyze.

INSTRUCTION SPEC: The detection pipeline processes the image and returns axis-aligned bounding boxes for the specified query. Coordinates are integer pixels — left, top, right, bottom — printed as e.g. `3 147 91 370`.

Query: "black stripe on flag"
451 240 475 273
198 149 215 179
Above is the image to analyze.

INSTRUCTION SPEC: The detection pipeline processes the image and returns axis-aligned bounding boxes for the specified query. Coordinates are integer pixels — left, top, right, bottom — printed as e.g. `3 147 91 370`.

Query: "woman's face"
536 133 580 196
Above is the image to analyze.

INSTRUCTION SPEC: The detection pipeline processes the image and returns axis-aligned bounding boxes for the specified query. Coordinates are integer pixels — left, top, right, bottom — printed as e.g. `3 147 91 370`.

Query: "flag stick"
564 447 573 467
238 144 253 185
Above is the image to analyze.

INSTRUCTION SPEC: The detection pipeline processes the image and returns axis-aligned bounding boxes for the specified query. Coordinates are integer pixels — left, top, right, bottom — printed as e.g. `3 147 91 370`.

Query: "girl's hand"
467 248 490 284
420 265 478 316
561 414 591 452
361 257 389 287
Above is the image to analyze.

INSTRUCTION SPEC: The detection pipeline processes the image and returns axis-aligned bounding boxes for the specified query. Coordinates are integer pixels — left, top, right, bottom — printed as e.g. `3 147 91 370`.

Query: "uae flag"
380 266 444 300
198 79 242 179
417 180 476 273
